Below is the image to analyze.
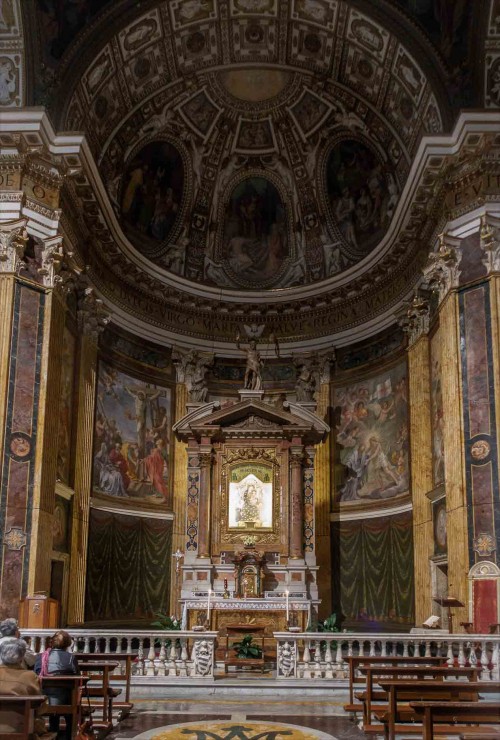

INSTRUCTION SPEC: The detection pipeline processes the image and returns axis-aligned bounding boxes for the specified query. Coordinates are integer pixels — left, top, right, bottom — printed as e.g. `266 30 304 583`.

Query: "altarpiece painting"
228 463 273 530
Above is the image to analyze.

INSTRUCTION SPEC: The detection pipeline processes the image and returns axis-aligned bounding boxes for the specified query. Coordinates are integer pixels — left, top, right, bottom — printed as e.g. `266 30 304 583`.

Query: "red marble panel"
473 579 498 633
464 288 490 437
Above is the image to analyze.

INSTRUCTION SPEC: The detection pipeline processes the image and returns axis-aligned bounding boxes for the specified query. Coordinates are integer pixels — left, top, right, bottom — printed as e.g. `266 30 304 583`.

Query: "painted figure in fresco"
340 444 368 501
365 436 401 488
335 188 357 247
94 443 127 497
142 439 168 501
125 386 161 455
237 482 263 525
108 442 130 491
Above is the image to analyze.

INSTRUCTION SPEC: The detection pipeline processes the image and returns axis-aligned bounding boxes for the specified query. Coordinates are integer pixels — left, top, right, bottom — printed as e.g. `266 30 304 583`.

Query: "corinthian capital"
479 214 500 274
0 219 28 274
397 291 430 348
422 232 462 304
77 286 110 341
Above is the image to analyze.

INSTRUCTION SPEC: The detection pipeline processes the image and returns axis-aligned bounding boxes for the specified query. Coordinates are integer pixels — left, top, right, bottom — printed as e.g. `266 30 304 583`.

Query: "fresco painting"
37 1 111 61
56 326 76 484
430 329 445 485
120 140 184 255
326 139 397 256
334 362 409 503
53 495 71 553
221 176 288 286
93 362 172 508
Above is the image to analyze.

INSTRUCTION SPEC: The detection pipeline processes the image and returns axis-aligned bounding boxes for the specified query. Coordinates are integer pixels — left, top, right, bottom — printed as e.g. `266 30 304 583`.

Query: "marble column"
314 381 332 616
170 381 188 615
400 294 434 625
424 234 468 628
197 446 212 559
289 442 304 560
67 288 108 625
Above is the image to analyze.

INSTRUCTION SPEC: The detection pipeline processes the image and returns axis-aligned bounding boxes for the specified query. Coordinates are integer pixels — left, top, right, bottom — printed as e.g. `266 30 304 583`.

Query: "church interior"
1 0 500 738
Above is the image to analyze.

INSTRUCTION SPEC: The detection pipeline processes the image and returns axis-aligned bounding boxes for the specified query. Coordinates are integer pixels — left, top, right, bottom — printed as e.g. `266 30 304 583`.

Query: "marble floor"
108 695 368 740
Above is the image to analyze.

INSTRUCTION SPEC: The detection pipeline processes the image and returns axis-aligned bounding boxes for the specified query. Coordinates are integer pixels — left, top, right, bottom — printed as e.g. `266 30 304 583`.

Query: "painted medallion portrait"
120 140 184 257
228 463 273 530
326 139 398 258
221 177 288 287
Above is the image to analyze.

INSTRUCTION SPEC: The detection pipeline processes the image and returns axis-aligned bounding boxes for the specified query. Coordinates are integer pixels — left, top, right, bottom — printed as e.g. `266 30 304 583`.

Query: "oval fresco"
220 176 289 288
326 139 398 258
120 141 184 256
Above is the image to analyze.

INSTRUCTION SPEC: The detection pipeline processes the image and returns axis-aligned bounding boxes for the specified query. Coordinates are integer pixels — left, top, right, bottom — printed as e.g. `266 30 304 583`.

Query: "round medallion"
134 57 152 80
186 31 206 53
471 439 490 461
245 24 264 43
9 432 31 460
134 720 338 739
304 33 322 53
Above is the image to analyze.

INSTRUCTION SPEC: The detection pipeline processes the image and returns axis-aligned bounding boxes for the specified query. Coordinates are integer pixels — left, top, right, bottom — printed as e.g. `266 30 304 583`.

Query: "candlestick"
207 589 211 627
285 590 289 623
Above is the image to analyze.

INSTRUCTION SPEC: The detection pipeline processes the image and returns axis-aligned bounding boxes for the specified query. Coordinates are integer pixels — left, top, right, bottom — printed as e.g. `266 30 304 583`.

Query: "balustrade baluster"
178 638 188 677
458 641 466 667
490 639 499 681
136 639 145 675
480 640 490 680
446 640 454 667
302 639 312 678
323 639 333 679
380 640 387 657
145 637 156 676
156 639 167 676
168 639 177 676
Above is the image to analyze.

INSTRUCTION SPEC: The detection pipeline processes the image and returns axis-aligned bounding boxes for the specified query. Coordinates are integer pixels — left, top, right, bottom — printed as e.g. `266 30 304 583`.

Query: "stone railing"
20 629 218 679
274 632 500 681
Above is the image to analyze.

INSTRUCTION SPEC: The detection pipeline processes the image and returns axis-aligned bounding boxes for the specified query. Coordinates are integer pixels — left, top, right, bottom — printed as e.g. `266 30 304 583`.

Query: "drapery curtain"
332 511 414 627
85 509 172 622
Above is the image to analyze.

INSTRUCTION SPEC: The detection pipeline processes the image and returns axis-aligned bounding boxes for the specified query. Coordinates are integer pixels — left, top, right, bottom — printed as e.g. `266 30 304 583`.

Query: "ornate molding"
0 219 28 274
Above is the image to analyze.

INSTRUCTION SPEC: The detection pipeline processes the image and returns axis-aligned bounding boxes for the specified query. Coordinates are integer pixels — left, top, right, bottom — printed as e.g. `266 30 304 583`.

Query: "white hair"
0 638 26 666
0 618 18 637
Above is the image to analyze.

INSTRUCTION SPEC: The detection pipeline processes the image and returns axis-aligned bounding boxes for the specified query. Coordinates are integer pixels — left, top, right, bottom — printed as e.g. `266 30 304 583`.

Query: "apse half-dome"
119 140 185 258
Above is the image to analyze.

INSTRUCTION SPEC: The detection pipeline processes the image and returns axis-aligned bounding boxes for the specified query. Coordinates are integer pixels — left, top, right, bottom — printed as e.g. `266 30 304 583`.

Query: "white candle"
285 590 289 622
207 589 211 625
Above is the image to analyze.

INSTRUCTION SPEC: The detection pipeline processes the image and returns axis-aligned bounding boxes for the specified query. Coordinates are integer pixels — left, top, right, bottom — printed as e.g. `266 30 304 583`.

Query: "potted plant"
151 612 181 651
232 634 262 659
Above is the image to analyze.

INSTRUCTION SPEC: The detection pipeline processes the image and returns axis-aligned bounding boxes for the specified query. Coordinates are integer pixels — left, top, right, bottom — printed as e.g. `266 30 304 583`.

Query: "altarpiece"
173 389 329 634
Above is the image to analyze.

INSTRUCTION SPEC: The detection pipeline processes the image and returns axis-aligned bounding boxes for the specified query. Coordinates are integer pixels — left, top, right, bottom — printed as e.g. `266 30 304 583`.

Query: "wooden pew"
78 660 120 731
377 680 500 740
344 655 448 712
358 664 480 729
410 700 500 740
75 652 134 718
0 694 47 739
39 675 90 738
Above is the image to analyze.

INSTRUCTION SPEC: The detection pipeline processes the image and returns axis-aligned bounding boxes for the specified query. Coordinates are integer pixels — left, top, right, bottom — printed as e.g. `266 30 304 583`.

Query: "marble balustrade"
20 629 218 679
20 629 500 683
274 632 500 681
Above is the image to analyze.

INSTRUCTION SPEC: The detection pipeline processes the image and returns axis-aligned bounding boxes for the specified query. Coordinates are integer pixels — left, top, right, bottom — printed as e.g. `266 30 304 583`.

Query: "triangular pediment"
173 398 329 443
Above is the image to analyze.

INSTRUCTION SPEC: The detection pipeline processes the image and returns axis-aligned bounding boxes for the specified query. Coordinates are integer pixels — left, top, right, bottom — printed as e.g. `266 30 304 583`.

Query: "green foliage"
151 612 182 631
317 612 341 633
232 634 262 659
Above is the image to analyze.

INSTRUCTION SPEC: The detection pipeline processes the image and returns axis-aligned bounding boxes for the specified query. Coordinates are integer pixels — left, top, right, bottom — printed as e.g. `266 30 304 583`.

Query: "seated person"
35 630 79 740
0 638 52 738
0 617 36 668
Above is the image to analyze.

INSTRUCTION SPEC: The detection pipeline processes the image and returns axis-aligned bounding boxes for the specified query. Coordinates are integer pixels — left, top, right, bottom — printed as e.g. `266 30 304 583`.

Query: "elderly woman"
0 617 36 668
35 630 79 739
0 639 48 736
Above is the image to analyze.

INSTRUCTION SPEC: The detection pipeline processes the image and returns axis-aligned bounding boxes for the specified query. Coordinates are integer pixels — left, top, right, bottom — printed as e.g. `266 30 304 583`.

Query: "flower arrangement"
243 535 256 547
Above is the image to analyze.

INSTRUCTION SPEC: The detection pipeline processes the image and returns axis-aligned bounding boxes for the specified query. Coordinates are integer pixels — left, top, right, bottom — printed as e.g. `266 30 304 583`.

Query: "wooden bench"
75 652 135 710
377 680 500 740
358 664 480 729
78 660 120 730
410 700 500 740
343 655 448 712
39 675 90 738
0 694 47 739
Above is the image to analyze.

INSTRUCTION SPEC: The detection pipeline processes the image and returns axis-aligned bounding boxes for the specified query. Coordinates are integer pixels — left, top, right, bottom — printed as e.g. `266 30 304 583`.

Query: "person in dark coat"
35 630 79 739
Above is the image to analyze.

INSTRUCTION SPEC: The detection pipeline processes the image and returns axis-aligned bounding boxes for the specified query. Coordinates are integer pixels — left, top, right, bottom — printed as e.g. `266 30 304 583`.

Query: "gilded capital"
479 215 500 274
422 232 462 304
397 291 430 348
77 285 110 340
0 219 28 274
